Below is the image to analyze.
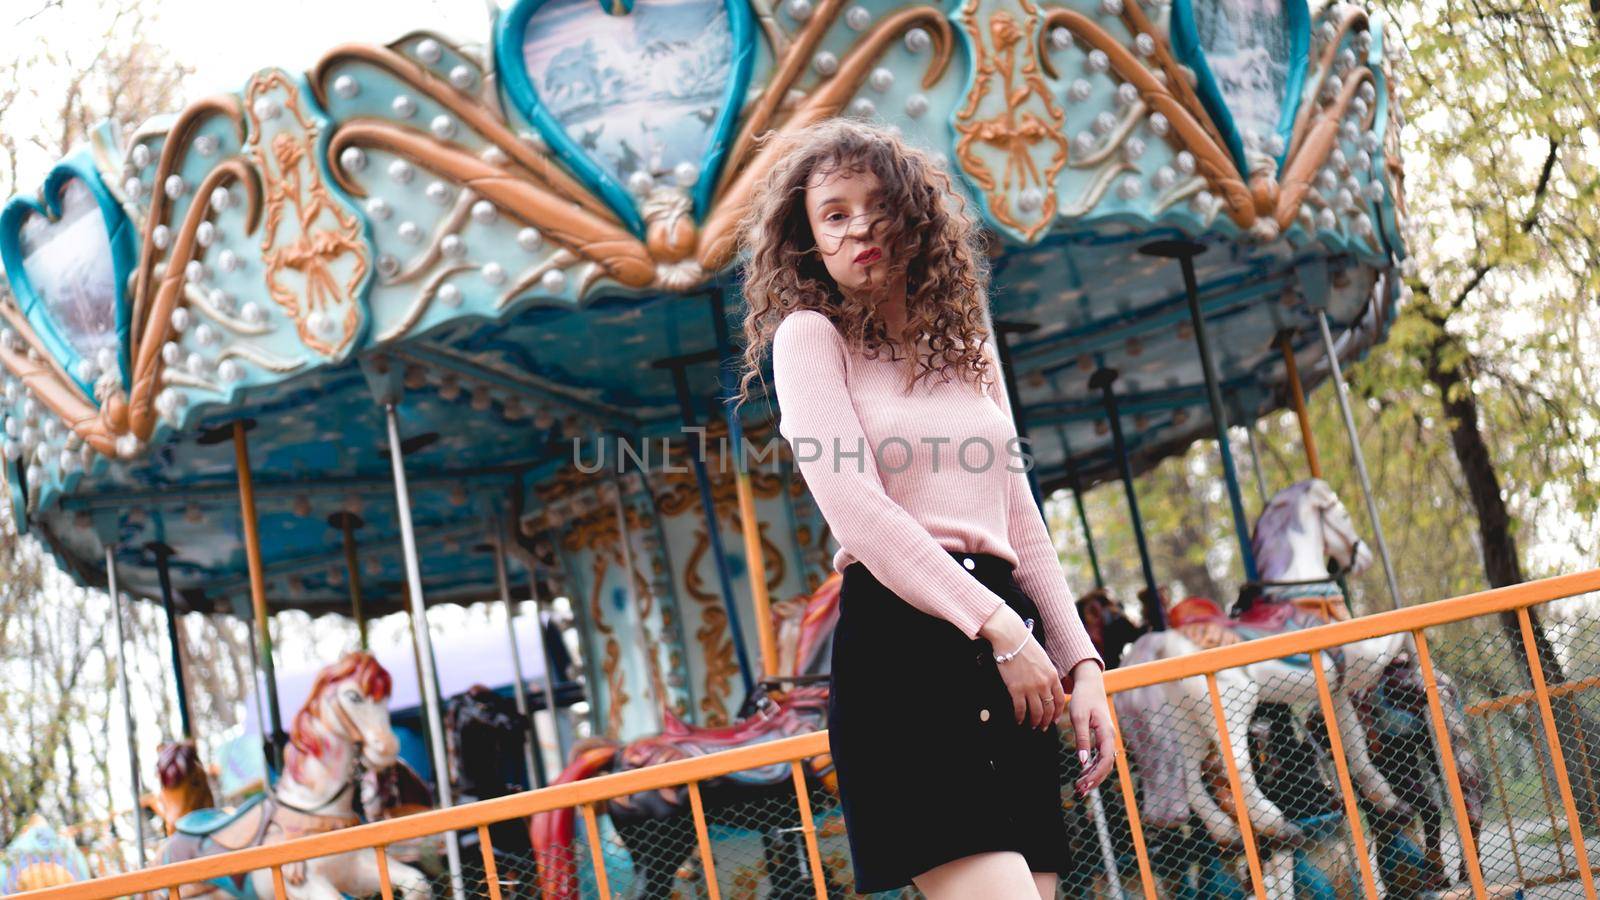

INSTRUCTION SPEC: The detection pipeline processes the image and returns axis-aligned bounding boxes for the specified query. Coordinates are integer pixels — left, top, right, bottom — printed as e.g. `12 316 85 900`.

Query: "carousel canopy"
0 0 1409 615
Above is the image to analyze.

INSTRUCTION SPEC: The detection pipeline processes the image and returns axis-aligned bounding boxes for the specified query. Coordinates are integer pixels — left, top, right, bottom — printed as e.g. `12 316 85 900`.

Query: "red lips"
854 247 881 265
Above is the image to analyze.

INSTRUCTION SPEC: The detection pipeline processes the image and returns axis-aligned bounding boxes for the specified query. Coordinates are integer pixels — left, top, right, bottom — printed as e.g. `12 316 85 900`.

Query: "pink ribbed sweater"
771 309 1103 689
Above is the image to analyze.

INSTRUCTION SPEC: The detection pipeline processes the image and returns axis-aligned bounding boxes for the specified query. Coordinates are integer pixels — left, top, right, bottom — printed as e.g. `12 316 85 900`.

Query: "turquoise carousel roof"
0 0 1409 615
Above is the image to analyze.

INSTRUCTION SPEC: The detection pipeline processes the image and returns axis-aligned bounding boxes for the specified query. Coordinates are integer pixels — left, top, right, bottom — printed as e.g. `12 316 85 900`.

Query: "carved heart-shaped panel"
0 155 135 395
1172 0 1310 170
494 0 755 233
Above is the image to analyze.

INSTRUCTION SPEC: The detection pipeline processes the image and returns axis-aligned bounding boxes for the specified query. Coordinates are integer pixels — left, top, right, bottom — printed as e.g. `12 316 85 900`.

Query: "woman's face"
803 161 891 298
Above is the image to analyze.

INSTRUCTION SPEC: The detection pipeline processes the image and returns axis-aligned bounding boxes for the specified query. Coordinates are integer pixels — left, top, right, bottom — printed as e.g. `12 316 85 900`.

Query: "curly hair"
730 119 1001 414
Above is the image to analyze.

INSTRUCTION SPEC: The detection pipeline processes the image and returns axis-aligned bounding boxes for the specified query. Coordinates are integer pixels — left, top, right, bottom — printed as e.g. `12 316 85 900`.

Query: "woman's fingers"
1074 708 1118 793
1071 708 1092 769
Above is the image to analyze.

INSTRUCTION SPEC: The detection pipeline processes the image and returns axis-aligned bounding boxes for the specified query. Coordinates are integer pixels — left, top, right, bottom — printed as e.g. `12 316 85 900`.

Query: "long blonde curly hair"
730 119 1001 413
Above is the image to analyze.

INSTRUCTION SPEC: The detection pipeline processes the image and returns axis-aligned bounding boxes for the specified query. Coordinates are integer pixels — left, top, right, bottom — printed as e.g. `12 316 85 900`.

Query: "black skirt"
827 549 1073 894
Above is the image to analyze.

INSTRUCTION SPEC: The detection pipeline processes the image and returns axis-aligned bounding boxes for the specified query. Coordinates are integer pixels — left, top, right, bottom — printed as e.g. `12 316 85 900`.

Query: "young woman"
731 119 1118 898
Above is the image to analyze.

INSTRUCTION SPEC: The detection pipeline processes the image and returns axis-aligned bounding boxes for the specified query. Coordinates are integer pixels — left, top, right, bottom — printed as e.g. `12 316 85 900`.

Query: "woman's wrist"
977 602 1028 647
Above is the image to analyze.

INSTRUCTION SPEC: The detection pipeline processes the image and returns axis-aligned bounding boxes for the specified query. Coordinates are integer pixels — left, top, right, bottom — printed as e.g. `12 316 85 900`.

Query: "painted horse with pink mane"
530 574 843 900
149 651 432 900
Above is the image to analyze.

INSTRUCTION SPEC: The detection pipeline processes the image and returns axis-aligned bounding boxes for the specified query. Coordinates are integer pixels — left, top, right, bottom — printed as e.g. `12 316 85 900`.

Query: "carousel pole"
530 556 571 763
1278 331 1323 479
710 287 778 681
656 350 757 697
492 510 546 787
1047 373 1105 590
1089 368 1164 630
1140 239 1259 583
329 513 367 650
991 320 1045 508
231 421 286 769
1317 310 1402 609
383 402 465 899
148 542 193 739
1243 419 1271 507
105 545 148 867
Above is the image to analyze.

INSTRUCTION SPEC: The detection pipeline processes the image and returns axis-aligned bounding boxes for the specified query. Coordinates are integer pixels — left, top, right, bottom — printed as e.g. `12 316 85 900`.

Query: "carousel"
0 0 1447 895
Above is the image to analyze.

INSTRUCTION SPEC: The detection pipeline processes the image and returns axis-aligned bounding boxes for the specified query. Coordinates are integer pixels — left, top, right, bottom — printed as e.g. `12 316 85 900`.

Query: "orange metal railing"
12 568 1600 900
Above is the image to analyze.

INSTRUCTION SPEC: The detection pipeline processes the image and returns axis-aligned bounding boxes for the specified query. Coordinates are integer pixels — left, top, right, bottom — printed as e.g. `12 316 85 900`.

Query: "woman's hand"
1065 660 1116 796
980 607 1065 730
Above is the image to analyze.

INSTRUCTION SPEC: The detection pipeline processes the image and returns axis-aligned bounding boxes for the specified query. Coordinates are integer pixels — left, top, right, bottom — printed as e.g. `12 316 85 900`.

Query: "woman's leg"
1030 871 1059 899
911 851 1039 899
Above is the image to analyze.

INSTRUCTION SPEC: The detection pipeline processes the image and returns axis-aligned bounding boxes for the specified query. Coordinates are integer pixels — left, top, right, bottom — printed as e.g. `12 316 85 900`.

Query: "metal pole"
991 323 1044 509
665 361 756 698
332 512 367 650
150 544 193 739
1279 331 1323 479
1243 420 1271 507
1148 240 1259 582
1316 310 1402 609
1089 368 1164 629
1047 372 1104 589
233 421 285 769
384 402 465 898
493 511 544 787
106 545 147 867
530 567 569 765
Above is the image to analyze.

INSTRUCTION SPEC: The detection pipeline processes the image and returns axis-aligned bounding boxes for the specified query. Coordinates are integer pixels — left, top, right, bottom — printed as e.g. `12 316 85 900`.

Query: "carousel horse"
447 684 536 867
1311 652 1484 897
147 651 431 900
529 574 844 900
156 741 217 836
1116 479 1406 856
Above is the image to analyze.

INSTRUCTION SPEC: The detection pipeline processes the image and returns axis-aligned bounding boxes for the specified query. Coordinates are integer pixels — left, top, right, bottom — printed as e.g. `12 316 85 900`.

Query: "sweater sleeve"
982 338 1106 691
771 310 1009 640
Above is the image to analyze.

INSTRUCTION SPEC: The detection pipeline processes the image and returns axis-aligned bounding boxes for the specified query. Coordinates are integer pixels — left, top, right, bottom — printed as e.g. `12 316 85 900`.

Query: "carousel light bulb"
195 221 215 247
377 254 400 277
62 448 79 473
1072 132 1096 156
430 115 456 140
1091 111 1116 135
340 147 368 172
415 38 443 64
517 227 544 252
131 144 152 168
241 303 265 325
482 262 507 286
1099 0 1122 13
1123 137 1146 161
152 224 171 250
845 5 870 29
1067 78 1092 102
905 28 931 53
849 98 876 118
333 74 359 99
155 388 182 421
211 186 233 212
1175 150 1196 174
1365 180 1385 201
1116 83 1139 107
673 161 699 186
426 181 453 205
75 359 97 382
904 94 929 118
41 418 58 440
813 51 838 76
3 417 16 439
185 352 206 376
441 233 465 257
25 463 40 485
1116 175 1141 199
540 269 567 294
1050 27 1072 51
366 197 393 221
164 175 186 199
123 176 143 199
306 311 329 337
218 249 240 273
1191 190 1215 214
95 347 117 374
1016 188 1043 213
1364 131 1381 154
392 95 417 118
253 97 280 121
437 282 462 307
784 0 811 20
389 160 415 186
470 199 497 224
170 307 192 333
115 434 139 458
397 221 422 243
194 134 219 157
162 341 182 366
1086 49 1109 73
448 65 475 90
1134 33 1156 56
1153 166 1176 190
218 360 244 383
185 260 206 283
626 170 654 196
1266 132 1285 156
1317 207 1338 230
868 67 894 93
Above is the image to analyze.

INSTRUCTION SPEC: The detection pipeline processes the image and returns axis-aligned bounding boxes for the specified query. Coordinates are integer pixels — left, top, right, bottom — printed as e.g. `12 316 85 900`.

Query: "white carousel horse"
1116 479 1406 852
151 651 432 900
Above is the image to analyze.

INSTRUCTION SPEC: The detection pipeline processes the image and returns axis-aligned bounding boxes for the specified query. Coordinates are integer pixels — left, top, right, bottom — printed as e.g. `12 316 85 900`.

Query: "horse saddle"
1170 596 1348 669
163 794 272 899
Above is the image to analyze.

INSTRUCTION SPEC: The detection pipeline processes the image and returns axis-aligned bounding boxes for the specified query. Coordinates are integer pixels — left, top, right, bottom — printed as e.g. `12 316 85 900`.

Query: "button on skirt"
827 549 1073 894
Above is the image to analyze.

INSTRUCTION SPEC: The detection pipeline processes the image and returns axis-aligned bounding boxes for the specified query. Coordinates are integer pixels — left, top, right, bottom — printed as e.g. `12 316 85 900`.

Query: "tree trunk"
1423 317 1600 825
